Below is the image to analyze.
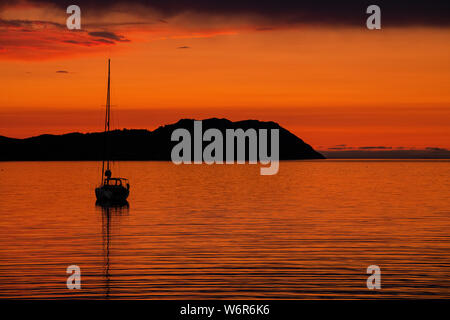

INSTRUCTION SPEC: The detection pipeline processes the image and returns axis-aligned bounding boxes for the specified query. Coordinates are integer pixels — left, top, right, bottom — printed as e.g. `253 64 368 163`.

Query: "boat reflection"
96 200 129 298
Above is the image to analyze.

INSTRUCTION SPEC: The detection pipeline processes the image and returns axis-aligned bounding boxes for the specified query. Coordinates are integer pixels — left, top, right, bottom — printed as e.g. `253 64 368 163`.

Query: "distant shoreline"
1 118 449 160
1 132 449 160
321 149 450 159
1 159 449 163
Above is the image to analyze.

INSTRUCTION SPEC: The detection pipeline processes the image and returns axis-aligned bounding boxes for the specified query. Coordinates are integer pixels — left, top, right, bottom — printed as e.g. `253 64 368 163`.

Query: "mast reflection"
96 200 129 298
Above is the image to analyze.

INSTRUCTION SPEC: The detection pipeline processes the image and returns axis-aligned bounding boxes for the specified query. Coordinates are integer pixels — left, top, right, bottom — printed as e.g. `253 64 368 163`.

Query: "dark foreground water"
0 160 449 299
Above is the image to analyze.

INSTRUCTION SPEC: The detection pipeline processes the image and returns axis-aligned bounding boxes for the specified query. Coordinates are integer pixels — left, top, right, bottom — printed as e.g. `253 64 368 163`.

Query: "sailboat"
95 59 130 203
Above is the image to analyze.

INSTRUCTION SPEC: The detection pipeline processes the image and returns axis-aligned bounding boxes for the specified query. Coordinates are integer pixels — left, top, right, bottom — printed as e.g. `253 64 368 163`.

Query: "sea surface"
0 160 449 299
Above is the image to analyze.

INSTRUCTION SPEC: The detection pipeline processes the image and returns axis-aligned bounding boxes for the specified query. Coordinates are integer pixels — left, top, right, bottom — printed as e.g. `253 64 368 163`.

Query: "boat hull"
95 185 129 203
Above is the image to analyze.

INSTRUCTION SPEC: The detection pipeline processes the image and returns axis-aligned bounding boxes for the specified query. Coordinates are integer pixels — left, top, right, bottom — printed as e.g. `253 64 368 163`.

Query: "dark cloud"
7 0 450 27
328 146 350 150
93 38 115 44
426 147 448 152
0 18 65 29
358 146 392 150
88 31 130 42
177 46 190 49
56 70 69 73
0 16 132 59
328 144 351 150
62 39 93 45
0 19 129 45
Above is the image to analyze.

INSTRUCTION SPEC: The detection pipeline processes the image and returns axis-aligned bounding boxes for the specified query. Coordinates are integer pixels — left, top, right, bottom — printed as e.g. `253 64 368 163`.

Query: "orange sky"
0 2 449 150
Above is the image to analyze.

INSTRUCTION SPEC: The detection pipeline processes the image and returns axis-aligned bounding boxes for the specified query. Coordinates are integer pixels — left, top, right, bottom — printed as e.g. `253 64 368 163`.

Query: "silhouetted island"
0 118 325 161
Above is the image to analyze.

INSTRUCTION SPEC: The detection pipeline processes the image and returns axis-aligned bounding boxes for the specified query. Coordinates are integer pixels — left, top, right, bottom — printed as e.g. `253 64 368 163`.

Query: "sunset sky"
1 1 449 150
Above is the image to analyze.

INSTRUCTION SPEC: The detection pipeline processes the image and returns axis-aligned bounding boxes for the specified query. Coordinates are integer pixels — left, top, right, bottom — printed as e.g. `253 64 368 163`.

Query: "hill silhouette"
0 118 325 161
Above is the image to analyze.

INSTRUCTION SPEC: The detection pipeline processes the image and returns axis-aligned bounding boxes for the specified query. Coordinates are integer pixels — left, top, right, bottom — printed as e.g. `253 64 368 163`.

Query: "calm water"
0 160 449 299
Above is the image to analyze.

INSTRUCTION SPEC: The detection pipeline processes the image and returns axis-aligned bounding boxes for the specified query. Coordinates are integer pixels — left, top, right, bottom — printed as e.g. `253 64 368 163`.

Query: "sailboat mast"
106 59 111 172
101 59 111 184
